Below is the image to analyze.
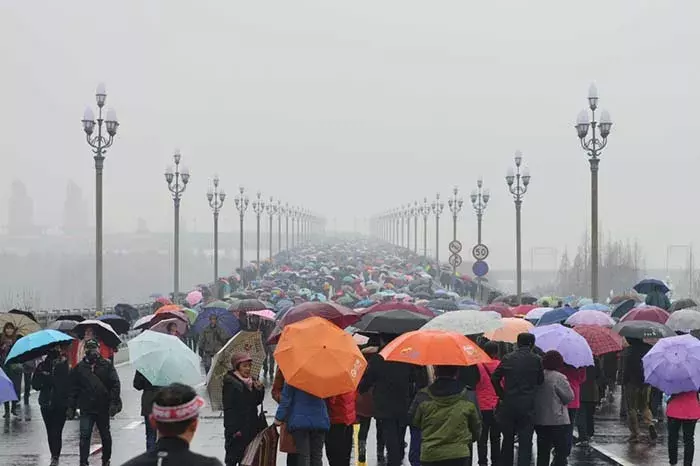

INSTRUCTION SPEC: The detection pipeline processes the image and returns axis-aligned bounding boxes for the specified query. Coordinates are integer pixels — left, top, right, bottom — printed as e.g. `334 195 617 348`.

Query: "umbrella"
180 308 198 324
354 310 431 335
613 320 676 340
247 309 276 321
666 309 700 332
275 299 294 315
203 300 232 310
359 301 434 318
483 318 534 343
274 317 367 398
620 306 670 324
234 299 270 313
610 293 643 305
426 299 459 312
96 314 130 335
268 302 360 343
611 299 637 319
380 330 491 366
4 329 74 365
114 303 140 322
8 309 37 322
154 296 173 306
192 308 240 337
151 310 190 327
578 303 610 312
150 318 189 336
186 290 203 307
422 310 503 335
48 320 78 333
155 304 185 315
55 314 85 322
565 310 615 327
129 331 201 387
634 278 670 295
530 324 594 368
133 314 156 330
0 368 18 403
0 313 41 337
511 304 537 316
206 331 266 410
74 320 122 348
572 325 624 356
481 304 516 318
536 307 578 327
524 307 553 321
643 334 700 395
670 299 698 313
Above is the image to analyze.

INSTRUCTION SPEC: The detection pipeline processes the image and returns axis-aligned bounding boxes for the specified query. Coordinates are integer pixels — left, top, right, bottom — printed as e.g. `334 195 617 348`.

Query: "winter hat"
231 352 253 369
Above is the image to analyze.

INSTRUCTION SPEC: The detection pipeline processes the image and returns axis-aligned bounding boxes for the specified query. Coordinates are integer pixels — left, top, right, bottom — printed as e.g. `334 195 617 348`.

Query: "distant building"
7 180 35 236
62 180 88 235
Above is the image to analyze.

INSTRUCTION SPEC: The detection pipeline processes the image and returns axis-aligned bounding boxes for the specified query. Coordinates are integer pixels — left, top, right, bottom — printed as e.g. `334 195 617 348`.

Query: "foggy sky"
1 1 698 270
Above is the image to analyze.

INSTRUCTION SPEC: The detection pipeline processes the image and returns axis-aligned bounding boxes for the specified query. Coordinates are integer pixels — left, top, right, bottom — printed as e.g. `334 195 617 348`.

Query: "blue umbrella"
4 329 74 365
537 307 579 327
0 368 18 403
354 299 376 309
192 307 240 337
634 278 670 295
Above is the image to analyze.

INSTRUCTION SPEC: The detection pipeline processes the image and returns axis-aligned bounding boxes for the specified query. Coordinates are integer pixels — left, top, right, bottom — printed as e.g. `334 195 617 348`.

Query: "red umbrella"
620 306 670 325
511 304 537 316
480 304 515 318
573 325 624 356
359 301 435 317
268 302 360 344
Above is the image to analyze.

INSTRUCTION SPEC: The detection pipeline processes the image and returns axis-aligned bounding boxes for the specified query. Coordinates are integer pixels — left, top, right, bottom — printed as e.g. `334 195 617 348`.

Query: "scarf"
234 371 253 389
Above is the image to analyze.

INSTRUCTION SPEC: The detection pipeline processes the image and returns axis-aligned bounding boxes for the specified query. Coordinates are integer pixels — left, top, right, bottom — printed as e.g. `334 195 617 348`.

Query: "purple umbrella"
530 324 594 368
192 307 240 338
643 334 700 395
565 310 615 327
1 368 18 403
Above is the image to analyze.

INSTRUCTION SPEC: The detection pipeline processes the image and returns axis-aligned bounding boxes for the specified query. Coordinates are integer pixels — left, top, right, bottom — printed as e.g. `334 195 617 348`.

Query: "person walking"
1 322 22 418
32 342 71 466
222 353 265 466
560 364 586 454
133 371 162 451
67 339 121 466
356 342 385 465
666 391 700 466
577 359 601 445
325 390 357 466
490 332 544 466
199 315 229 374
274 382 330 466
476 341 501 466
534 351 575 466
272 367 299 466
621 337 656 442
121 383 222 465
409 365 482 466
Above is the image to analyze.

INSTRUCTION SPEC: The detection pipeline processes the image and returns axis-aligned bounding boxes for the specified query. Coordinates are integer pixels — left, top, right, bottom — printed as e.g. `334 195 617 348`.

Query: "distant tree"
7 179 35 236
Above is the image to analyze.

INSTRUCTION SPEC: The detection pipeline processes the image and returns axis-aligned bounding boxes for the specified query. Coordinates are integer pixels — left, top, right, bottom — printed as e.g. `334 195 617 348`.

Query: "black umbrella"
97 315 130 334
670 298 698 313
426 299 458 312
611 299 637 320
56 315 85 322
234 299 270 312
9 309 37 323
354 310 431 335
114 303 140 322
612 320 675 340
412 292 433 300
633 278 670 295
48 320 78 333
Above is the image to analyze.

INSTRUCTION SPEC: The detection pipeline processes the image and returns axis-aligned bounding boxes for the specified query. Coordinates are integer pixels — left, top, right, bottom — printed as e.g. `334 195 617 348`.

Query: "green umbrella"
203 300 231 310
128 330 201 386
181 308 198 324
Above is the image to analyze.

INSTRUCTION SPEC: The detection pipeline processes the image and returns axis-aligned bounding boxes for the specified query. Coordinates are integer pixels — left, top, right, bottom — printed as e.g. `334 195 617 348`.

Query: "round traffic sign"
448 240 462 255
472 260 489 277
448 253 463 268
472 243 489 261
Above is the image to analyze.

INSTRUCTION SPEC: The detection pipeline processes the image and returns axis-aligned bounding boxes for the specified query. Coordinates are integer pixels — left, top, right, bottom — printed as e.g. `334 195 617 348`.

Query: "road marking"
590 444 635 466
124 420 143 430
90 444 103 456
115 360 130 368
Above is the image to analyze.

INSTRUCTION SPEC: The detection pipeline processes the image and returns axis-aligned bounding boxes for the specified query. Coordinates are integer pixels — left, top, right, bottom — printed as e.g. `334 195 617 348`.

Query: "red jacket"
667 392 700 420
476 360 501 411
326 391 357 425
561 366 586 409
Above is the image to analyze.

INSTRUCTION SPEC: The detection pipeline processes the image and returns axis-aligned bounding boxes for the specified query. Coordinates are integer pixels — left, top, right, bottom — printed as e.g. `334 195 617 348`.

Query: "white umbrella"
667 309 700 332
525 307 554 321
421 310 503 335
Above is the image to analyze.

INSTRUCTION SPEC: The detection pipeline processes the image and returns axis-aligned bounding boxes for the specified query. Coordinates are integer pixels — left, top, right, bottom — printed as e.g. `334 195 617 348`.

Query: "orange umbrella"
483 317 534 343
274 317 367 398
155 304 183 314
380 330 491 366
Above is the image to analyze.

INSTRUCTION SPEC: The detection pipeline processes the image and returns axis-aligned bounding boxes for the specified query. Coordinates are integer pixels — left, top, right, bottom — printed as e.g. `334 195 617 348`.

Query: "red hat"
231 352 253 369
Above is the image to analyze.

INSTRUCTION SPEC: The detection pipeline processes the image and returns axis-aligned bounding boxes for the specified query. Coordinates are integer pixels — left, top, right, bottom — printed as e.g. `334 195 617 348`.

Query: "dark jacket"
359 354 414 421
491 346 544 420
222 372 265 440
580 361 601 403
133 371 162 417
199 324 229 356
68 356 121 414
32 355 70 410
621 341 652 386
121 437 222 466
457 365 481 391
275 382 330 432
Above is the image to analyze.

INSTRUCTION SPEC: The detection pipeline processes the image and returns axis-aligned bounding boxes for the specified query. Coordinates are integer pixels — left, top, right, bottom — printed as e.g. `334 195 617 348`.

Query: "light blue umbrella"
4 329 74 365
128 330 202 386
579 303 611 312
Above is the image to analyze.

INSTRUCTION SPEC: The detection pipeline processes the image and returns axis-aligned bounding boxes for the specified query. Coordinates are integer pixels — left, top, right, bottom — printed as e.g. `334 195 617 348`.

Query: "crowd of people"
2 239 700 466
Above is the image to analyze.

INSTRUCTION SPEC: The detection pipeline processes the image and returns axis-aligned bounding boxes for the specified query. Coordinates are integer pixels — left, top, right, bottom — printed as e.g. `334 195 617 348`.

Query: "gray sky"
1 1 698 270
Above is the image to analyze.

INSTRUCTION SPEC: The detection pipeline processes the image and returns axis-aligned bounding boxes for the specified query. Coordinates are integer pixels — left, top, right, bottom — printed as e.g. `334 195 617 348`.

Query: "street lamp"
266 197 277 261
290 206 297 249
412 201 419 253
470 177 490 245
164 150 190 299
284 202 290 253
447 187 464 275
276 200 283 255
252 192 265 278
575 83 613 302
207 175 226 284
420 197 431 258
234 187 250 275
431 193 444 265
506 150 532 304
82 82 119 313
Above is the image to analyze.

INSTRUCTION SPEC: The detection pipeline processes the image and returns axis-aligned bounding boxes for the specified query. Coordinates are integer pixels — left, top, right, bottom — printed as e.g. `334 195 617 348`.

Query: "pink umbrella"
620 306 670 325
186 290 203 307
150 318 188 336
247 309 276 321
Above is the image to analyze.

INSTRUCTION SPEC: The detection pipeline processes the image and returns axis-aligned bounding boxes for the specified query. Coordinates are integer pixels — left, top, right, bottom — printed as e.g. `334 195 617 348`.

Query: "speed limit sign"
472 243 489 261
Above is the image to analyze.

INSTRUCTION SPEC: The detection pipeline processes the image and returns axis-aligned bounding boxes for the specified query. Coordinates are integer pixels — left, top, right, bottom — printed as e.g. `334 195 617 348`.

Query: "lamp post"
290 206 297 249
207 175 226 284
506 150 532 304
447 187 464 275
164 150 190 298
266 197 277 261
252 192 265 278
404 204 411 250
431 194 444 265
470 177 490 245
412 201 419 254
276 200 283 255
285 202 290 254
395 208 401 246
420 198 431 258
234 187 250 275
81 83 119 313
575 83 613 302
